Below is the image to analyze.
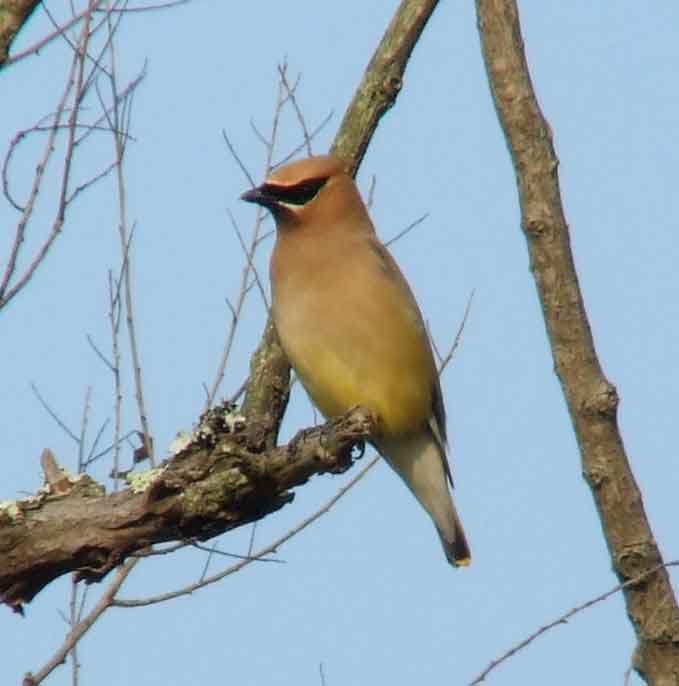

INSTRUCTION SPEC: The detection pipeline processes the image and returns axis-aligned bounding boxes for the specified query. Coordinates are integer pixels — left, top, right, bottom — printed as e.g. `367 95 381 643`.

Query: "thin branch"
65 159 118 205
365 174 377 209
0 72 76 302
31 384 80 444
272 109 334 168
192 541 283 564
23 560 137 686
107 0 191 13
384 212 428 247
84 418 111 467
221 130 256 187
86 335 115 372
246 521 257 557
249 118 270 149
227 209 269 309
469 561 679 685
87 429 136 464
104 262 124 489
197 540 217 582
103 14 154 464
277 63 312 156
68 577 81 686
206 74 290 408
77 386 92 472
438 290 474 375
80 62 146 147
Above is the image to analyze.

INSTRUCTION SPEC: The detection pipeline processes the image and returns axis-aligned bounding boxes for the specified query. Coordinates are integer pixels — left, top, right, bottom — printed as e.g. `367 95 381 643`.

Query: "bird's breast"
271 235 435 438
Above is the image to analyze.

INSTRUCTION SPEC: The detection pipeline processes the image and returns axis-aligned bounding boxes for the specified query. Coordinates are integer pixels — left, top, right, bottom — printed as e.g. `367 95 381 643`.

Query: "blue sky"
2 2 678 685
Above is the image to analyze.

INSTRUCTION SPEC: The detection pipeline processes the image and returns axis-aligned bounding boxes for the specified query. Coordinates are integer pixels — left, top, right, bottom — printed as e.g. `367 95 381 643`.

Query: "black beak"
240 186 268 206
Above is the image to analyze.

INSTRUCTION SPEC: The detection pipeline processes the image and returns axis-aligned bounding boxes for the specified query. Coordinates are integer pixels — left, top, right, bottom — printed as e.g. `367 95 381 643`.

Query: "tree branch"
0 404 375 612
475 1 679 682
0 0 40 66
331 0 441 174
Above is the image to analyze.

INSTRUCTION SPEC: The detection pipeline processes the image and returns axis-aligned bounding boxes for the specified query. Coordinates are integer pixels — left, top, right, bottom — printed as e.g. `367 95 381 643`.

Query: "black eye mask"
260 176 328 206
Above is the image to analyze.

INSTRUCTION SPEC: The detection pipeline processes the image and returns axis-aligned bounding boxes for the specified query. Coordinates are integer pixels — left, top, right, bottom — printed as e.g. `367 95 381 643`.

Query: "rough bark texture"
241 318 292 450
476 1 679 683
0 0 40 66
0 404 375 611
331 0 440 174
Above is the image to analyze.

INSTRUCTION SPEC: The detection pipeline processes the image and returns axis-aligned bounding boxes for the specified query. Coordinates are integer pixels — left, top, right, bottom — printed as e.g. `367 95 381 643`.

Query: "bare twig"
438 290 474 375
102 11 154 464
84 418 111 467
227 209 269 309
277 63 313 156
246 521 258 557
23 560 137 686
469 561 679 685
107 268 124 490
0 78 74 303
205 76 289 409
222 129 257 187
68 577 81 686
385 212 428 247
192 541 283 564
31 384 79 443
365 174 377 209
272 109 334 169
77 387 92 472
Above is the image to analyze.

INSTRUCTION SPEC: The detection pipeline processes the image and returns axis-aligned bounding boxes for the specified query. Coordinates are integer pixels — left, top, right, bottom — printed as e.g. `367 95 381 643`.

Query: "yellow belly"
274 283 435 438
271 229 438 439
288 337 433 438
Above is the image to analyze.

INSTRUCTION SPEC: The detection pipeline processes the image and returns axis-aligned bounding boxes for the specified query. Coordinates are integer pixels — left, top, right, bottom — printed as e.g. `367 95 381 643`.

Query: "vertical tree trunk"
476 1 679 682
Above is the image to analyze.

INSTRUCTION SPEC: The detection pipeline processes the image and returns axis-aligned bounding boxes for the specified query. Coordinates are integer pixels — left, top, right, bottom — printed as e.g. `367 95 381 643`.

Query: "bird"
241 155 470 566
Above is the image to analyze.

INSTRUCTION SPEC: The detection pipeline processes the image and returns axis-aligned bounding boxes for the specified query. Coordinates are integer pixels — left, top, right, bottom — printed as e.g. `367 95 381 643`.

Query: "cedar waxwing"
241 155 471 566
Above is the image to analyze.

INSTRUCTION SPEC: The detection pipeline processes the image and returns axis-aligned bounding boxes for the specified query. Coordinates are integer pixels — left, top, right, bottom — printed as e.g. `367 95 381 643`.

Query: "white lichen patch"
127 467 166 494
223 407 246 433
169 431 193 456
54 466 73 481
194 423 215 442
71 472 91 483
0 500 21 521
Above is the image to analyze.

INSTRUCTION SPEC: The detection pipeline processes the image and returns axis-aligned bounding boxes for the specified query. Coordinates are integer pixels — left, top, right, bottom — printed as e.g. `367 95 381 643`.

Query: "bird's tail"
437 508 471 568
379 430 471 567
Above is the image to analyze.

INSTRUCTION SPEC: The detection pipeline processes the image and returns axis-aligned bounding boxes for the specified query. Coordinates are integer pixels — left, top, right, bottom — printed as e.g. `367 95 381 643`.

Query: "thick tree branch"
330 0 440 174
0 0 40 66
475 1 679 682
0 404 375 611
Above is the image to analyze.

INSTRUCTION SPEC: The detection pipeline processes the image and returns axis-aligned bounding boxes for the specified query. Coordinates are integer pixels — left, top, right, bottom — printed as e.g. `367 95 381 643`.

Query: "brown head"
241 155 369 232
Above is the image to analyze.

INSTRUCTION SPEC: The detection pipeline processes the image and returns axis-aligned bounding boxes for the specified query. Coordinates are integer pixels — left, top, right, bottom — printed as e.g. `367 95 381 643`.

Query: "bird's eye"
264 177 328 206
